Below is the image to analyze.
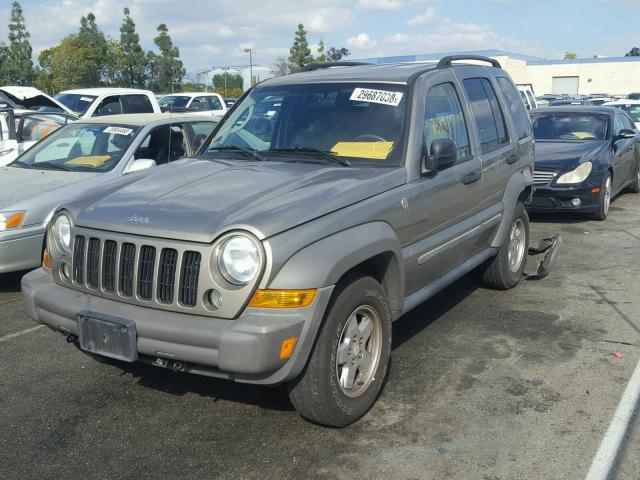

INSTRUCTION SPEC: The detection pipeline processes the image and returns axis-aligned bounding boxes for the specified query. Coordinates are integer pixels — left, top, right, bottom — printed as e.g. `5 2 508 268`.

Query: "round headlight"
218 235 261 285
52 214 71 254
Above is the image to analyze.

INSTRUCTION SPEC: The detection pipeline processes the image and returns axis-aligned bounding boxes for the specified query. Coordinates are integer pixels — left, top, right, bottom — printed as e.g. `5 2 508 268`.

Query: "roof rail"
436 55 501 69
300 61 374 72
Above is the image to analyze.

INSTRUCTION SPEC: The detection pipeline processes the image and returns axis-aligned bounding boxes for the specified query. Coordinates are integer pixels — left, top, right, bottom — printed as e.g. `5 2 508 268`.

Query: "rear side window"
496 77 532 140
423 83 472 163
208 96 223 110
122 95 154 114
463 78 509 154
189 96 210 111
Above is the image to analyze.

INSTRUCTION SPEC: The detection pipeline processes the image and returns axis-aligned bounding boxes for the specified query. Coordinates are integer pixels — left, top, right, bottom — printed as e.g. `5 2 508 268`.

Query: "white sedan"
602 100 640 130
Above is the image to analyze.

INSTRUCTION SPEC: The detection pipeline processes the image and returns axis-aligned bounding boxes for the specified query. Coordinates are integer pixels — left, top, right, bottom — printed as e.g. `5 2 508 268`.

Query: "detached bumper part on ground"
21 268 334 385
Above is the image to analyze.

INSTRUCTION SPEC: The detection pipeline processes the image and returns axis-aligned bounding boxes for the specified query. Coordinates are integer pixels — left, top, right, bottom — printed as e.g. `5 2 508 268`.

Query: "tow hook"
524 235 562 280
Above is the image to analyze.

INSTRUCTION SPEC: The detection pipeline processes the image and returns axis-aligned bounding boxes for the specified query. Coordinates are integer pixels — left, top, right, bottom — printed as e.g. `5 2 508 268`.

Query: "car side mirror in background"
616 129 637 140
125 158 156 174
422 138 457 174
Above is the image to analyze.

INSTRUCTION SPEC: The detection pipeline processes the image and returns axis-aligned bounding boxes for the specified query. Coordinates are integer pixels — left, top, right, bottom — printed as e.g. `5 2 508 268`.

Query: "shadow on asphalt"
100 272 480 412
0 270 29 293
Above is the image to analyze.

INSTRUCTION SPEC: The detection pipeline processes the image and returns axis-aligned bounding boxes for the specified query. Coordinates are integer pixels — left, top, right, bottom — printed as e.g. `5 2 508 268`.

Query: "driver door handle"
462 170 481 185
506 154 518 165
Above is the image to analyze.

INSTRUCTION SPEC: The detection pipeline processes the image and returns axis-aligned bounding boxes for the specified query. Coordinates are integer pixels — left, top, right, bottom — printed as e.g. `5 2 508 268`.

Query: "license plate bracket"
77 311 138 363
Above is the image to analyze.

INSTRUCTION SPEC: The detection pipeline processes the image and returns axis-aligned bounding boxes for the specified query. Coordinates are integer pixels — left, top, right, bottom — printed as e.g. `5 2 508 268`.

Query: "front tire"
287 275 392 427
480 201 529 290
628 161 640 194
591 172 612 221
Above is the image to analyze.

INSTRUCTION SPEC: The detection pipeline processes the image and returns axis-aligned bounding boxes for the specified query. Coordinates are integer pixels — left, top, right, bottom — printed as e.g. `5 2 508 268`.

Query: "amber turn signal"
592 187 601 193
42 249 52 270
249 289 317 308
280 337 298 360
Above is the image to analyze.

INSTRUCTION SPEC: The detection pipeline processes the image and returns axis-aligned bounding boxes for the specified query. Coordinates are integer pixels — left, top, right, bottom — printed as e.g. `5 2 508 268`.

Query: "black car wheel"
629 161 640 194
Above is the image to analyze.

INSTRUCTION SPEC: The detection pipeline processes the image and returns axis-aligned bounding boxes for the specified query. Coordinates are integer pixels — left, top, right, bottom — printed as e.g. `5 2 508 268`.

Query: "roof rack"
300 61 374 72
436 55 501 69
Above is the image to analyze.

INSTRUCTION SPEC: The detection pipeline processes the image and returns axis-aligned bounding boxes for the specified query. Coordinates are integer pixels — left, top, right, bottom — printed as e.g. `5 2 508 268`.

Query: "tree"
33 47 55 93
327 47 350 62
564 51 577 59
272 56 293 77
50 34 101 91
289 24 312 69
626 47 640 57
315 39 327 63
148 23 185 93
3 1 34 85
212 72 243 90
78 12 107 86
119 8 147 87
104 39 128 86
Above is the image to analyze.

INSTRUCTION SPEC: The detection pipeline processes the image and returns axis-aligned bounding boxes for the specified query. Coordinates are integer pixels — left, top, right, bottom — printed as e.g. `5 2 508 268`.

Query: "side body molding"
269 221 405 309
490 168 534 248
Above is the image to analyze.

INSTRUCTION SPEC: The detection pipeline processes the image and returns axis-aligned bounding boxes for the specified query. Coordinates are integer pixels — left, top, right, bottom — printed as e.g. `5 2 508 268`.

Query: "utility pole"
244 48 253 87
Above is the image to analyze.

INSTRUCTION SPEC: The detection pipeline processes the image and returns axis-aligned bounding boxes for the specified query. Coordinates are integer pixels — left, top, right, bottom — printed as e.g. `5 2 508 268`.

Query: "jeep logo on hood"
127 215 150 224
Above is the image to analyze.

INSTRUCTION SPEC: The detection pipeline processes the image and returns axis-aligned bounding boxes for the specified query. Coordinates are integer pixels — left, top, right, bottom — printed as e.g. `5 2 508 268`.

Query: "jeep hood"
0 86 77 117
71 159 406 242
534 140 607 171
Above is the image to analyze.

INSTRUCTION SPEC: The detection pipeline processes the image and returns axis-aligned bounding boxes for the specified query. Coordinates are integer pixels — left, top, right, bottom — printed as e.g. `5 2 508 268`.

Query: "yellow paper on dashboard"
65 155 111 167
331 141 394 160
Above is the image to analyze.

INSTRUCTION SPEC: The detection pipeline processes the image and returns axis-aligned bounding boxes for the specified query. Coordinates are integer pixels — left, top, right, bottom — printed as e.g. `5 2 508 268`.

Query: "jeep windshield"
9 123 140 172
203 82 408 165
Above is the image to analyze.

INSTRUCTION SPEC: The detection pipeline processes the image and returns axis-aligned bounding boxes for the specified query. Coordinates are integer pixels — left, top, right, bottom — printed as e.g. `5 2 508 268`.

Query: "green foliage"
564 51 577 59
315 39 327 63
289 24 312 68
120 7 147 87
2 1 34 85
78 12 107 86
215 87 243 98
104 39 128 86
327 47 350 62
147 23 185 93
212 72 243 90
626 47 640 57
50 35 101 91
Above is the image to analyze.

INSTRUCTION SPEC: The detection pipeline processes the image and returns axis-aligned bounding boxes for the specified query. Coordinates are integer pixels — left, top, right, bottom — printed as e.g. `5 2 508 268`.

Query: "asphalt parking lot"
1 194 639 480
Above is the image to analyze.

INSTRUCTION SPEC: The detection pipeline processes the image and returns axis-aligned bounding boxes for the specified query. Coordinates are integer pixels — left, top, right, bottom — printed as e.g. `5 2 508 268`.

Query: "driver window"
189 97 209 111
94 96 122 116
135 125 187 165
423 83 472 164
614 115 625 135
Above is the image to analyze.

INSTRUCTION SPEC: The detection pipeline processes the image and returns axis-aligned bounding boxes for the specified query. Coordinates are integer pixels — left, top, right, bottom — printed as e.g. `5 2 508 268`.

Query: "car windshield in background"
531 113 609 140
159 96 191 108
53 93 98 115
9 123 140 172
203 82 408 165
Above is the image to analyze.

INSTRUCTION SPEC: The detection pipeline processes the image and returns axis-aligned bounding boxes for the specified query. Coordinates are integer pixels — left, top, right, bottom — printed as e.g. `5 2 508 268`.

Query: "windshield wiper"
34 161 73 171
208 146 267 162
9 160 31 169
269 148 351 167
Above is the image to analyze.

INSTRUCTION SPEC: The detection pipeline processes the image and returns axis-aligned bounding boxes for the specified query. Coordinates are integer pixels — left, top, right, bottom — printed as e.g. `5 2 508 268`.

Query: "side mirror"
616 129 637 140
422 138 457 174
126 158 156 174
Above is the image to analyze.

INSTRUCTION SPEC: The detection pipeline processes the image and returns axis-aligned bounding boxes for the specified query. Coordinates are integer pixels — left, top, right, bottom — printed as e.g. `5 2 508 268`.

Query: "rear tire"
591 172 612 221
480 201 529 290
287 275 392 427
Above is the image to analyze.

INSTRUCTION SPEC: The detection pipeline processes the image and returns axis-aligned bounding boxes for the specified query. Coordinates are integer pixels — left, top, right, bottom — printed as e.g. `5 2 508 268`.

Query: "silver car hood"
0 166 101 226
67 159 406 243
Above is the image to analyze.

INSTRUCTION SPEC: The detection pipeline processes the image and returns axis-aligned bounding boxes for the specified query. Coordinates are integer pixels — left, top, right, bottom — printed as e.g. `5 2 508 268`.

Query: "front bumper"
22 268 334 385
0 225 45 274
526 184 601 213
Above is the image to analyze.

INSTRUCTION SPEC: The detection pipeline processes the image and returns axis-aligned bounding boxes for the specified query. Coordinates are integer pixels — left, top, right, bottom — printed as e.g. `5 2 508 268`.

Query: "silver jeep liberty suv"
22 56 534 427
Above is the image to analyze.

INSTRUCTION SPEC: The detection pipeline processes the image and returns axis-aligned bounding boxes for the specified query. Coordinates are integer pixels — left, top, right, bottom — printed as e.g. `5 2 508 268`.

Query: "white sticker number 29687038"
350 88 404 107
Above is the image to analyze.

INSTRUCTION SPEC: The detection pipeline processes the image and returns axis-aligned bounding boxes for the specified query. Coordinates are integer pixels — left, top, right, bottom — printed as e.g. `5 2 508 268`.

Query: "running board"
400 248 496 316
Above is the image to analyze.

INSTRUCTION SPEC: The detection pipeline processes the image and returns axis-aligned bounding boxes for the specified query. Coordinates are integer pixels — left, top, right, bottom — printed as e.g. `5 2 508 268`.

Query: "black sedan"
527 107 640 220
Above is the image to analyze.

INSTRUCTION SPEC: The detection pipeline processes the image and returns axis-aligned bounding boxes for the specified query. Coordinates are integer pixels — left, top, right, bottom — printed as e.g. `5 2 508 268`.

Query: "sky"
0 0 639 77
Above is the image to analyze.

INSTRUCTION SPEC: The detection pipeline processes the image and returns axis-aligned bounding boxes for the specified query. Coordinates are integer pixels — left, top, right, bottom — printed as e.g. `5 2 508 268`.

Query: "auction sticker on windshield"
350 88 403 107
104 126 133 136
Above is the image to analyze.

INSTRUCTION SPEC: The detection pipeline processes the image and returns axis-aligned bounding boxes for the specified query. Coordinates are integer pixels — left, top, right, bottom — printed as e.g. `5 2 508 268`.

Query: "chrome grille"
534 170 557 186
70 232 202 310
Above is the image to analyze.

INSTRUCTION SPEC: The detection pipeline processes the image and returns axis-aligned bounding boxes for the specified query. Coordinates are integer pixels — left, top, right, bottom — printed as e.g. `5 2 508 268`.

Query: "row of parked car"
4 56 640 428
